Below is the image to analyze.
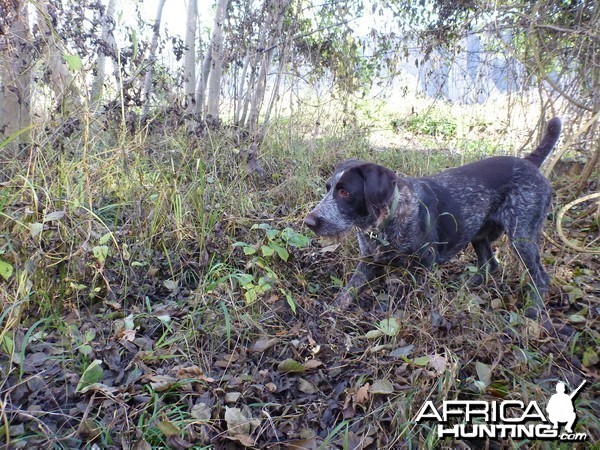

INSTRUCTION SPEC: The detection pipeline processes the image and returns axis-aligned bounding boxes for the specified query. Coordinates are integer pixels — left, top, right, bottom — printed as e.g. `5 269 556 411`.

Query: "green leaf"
76 359 104 392
378 317 400 336
64 54 83 71
244 287 258 304
0 259 14 280
270 242 289 261
568 314 586 324
232 241 257 255
261 245 275 257
1 334 14 354
99 232 112 245
79 344 94 358
403 355 430 366
235 273 254 286
163 279 177 291
282 289 297 314
365 329 384 339
92 245 109 263
265 228 279 240
281 227 311 247
582 348 599 367
252 223 271 231
243 245 257 255
277 358 306 373
157 420 180 437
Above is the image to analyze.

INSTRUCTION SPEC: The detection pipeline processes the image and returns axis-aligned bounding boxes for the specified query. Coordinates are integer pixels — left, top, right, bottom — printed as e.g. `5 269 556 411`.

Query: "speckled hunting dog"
304 118 562 318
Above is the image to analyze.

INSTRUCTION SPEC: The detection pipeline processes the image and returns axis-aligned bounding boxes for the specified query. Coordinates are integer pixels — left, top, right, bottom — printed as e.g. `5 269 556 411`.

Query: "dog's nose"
304 213 319 231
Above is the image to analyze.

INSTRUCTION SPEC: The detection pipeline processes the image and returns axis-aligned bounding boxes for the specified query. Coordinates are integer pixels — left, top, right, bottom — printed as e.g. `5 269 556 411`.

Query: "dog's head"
304 160 400 238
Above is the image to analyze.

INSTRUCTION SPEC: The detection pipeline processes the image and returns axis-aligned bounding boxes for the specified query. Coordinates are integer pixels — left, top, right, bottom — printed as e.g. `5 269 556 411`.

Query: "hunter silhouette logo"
546 381 586 433
416 380 588 441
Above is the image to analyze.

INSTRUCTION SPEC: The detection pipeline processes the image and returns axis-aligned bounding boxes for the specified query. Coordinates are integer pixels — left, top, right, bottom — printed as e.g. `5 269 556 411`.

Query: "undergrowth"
0 109 598 449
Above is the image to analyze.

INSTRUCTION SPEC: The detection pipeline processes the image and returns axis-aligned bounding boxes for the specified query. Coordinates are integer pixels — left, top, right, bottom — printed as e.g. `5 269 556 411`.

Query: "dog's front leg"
335 261 381 309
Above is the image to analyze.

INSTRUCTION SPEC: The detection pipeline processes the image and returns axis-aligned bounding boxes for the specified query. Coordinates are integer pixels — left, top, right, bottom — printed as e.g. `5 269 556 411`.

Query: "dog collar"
367 185 399 246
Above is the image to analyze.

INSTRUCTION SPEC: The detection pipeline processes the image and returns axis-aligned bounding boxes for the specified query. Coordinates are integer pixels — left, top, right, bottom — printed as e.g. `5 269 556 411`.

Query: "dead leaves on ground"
1 235 598 449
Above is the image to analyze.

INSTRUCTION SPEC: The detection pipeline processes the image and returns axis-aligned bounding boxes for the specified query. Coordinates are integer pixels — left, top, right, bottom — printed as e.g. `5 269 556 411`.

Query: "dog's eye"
338 189 350 198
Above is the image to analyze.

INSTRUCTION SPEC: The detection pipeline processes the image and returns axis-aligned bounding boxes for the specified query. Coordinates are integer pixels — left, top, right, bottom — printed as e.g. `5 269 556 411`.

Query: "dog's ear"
356 163 397 221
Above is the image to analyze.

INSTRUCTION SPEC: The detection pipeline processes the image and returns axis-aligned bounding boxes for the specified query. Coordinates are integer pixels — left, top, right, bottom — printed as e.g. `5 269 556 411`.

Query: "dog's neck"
365 185 400 246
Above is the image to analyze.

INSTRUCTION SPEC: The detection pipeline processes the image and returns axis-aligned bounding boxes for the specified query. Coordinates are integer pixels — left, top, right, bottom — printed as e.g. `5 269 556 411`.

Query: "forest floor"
0 110 598 449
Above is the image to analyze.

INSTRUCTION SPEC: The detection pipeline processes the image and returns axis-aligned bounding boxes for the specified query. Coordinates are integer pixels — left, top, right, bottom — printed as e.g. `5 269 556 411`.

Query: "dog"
304 117 562 318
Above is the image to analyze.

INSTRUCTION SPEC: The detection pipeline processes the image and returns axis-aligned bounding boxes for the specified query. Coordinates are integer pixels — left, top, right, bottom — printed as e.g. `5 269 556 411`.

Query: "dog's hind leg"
469 222 503 286
509 236 550 317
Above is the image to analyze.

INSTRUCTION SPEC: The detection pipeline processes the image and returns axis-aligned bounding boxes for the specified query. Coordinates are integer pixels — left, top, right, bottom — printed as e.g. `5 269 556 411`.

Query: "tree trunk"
183 0 198 131
140 0 167 118
194 45 211 120
246 0 288 135
90 0 117 112
205 0 229 121
238 12 270 129
37 3 76 116
0 0 32 150
233 50 250 126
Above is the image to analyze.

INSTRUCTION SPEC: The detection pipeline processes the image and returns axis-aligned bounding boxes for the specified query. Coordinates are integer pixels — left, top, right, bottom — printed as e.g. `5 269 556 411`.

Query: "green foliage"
232 223 310 311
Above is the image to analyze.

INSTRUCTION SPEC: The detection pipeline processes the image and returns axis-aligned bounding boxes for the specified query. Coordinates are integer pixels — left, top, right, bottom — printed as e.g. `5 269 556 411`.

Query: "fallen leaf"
524 318 541 339
278 358 306 373
225 434 255 447
249 337 278 352
43 210 65 222
225 391 242 403
355 383 370 404
190 403 211 421
319 243 340 253
429 354 447 374
390 344 414 358
298 378 317 394
371 379 394 395
157 420 180 437
285 436 318 449
476 361 492 387
302 359 323 370
131 439 152 450
148 375 178 392
78 383 119 395
224 406 260 436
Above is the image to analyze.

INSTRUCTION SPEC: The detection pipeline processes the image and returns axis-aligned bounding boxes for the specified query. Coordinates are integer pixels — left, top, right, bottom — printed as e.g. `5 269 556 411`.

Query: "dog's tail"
524 117 562 167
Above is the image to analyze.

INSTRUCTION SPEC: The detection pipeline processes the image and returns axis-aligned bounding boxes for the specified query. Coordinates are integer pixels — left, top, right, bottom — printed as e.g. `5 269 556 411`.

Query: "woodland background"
0 0 598 449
